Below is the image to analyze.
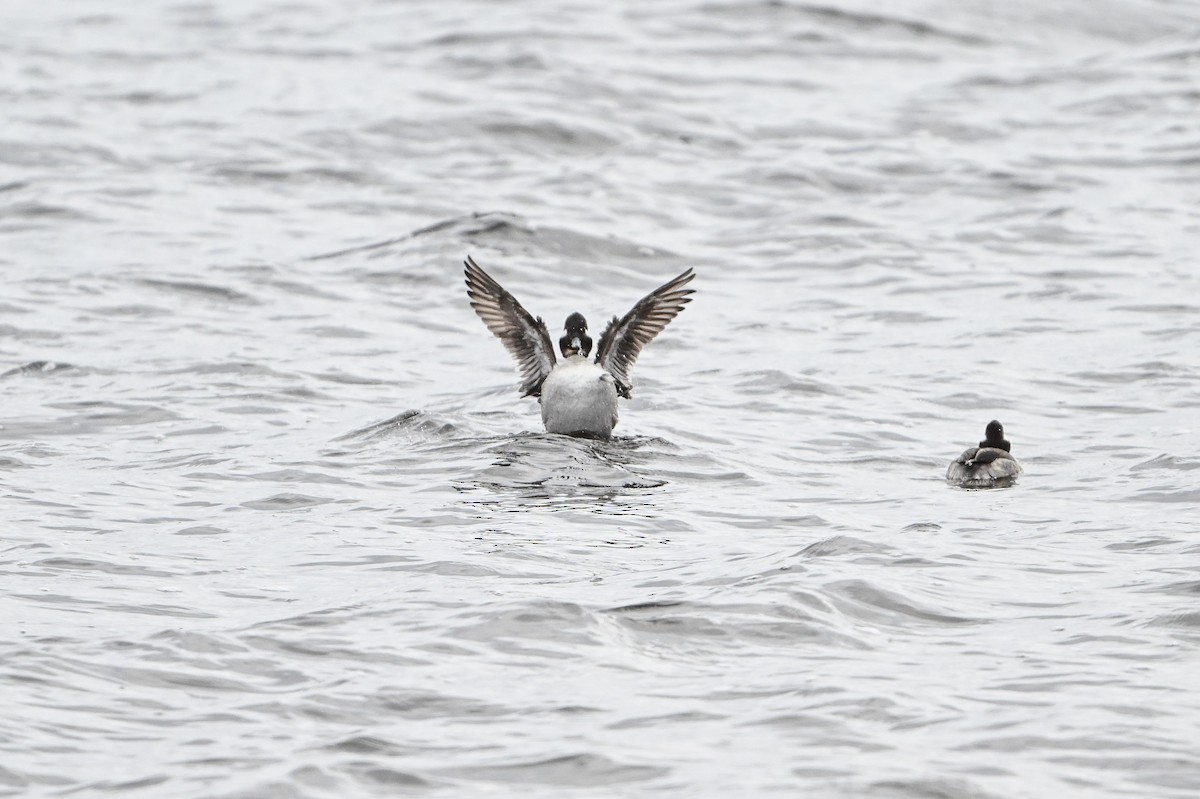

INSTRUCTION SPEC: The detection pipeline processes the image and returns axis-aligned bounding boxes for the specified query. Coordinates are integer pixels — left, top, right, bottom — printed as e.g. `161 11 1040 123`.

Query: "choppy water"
3 1 1200 797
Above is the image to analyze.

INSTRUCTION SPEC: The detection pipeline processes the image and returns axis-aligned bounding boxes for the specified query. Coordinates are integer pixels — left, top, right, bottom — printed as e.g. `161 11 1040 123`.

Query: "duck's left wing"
595 268 695 398
464 256 556 397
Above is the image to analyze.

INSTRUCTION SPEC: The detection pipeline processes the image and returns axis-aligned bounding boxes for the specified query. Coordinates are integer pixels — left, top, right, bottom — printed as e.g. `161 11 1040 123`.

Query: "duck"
464 255 695 438
946 420 1022 488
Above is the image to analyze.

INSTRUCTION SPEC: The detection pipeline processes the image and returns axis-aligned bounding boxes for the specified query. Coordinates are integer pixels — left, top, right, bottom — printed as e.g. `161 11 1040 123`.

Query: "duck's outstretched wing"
595 268 695 398
464 255 556 397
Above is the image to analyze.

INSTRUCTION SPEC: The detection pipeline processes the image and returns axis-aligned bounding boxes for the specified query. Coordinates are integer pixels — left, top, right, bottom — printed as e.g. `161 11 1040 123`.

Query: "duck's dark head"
981 419 1011 452
559 312 592 357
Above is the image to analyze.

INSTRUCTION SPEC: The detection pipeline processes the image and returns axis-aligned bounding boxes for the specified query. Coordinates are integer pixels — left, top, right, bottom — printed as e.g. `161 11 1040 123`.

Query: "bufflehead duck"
946 420 1022 488
464 255 695 438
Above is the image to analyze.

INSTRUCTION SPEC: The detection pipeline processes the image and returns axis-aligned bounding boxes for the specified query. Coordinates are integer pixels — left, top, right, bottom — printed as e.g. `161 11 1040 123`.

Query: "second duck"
946 420 1023 488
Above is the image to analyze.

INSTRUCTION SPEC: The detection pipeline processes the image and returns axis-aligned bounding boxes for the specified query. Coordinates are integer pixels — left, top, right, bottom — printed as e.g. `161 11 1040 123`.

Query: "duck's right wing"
595 268 695 398
969 448 1007 466
956 446 981 466
464 256 556 397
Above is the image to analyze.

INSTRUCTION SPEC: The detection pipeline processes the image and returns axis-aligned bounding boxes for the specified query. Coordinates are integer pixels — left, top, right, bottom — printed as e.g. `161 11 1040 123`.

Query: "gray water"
3 1 1200 797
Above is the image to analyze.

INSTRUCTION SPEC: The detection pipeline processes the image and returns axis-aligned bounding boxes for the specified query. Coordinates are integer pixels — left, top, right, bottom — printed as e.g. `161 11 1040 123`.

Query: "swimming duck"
946 420 1022 487
464 255 695 438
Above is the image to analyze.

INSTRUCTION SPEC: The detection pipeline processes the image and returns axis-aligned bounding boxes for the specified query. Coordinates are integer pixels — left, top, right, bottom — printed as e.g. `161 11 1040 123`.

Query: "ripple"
0 360 77 378
825 580 981 626
135 278 258 305
1131 454 1200 472
436 753 668 786
240 493 335 510
465 434 670 490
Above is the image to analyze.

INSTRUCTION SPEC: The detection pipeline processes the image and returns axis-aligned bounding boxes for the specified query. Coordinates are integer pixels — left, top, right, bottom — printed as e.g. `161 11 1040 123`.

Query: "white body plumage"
540 356 619 437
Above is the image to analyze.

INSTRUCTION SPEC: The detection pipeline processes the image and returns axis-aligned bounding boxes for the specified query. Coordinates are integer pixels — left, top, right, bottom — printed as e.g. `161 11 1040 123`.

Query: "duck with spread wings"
464 255 695 438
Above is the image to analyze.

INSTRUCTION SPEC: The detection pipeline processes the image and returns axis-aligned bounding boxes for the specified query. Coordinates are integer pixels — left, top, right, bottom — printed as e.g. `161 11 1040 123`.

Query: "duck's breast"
540 358 619 437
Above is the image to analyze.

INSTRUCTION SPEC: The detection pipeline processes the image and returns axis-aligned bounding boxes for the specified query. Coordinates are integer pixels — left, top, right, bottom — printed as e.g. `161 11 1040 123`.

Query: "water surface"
3 1 1200 797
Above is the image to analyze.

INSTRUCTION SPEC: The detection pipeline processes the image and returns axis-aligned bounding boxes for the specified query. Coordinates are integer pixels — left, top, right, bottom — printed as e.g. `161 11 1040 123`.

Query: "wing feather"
464 255 556 397
595 268 695 398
